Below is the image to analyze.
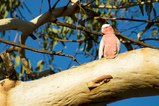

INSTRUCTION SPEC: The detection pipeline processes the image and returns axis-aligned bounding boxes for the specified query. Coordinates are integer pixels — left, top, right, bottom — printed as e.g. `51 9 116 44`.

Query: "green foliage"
151 30 158 37
35 60 44 72
0 0 22 19
0 0 22 38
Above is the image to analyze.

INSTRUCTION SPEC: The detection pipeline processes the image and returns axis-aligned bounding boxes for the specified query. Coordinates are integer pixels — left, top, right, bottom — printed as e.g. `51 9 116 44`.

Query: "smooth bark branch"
18 1 80 77
0 1 80 77
0 48 158 106
0 18 35 33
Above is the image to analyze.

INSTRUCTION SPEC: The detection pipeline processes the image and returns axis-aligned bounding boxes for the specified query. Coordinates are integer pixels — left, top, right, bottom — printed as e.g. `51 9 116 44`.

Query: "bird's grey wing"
99 38 104 59
117 38 121 54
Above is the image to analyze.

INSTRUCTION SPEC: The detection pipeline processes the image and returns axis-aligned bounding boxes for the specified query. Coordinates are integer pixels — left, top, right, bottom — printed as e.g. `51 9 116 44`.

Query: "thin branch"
141 38 159 41
67 46 79 69
66 1 71 7
22 1 34 18
6 47 19 53
84 0 96 7
17 7 27 21
14 32 19 42
137 22 154 40
0 38 81 65
56 51 81 65
70 15 85 26
39 0 44 15
54 37 89 42
116 33 159 50
0 38 54 54
52 0 60 9
81 0 159 9
94 17 159 23
52 20 159 50
35 31 90 42
48 0 51 10
53 19 100 43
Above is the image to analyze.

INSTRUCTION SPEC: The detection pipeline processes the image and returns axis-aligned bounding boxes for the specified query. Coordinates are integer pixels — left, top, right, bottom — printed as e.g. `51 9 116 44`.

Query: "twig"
53 19 100 43
67 46 79 69
35 31 90 42
39 0 44 15
14 32 19 42
141 38 159 41
48 0 51 10
85 0 96 7
52 0 60 9
17 7 27 21
0 38 55 54
56 51 81 65
0 38 81 65
116 33 159 50
22 1 34 18
66 1 71 7
137 22 154 40
6 47 18 53
81 0 159 9
52 19 159 50
94 17 159 23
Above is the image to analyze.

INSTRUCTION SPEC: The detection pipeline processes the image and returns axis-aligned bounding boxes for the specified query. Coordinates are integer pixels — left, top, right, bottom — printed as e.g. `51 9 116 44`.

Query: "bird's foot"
106 55 117 59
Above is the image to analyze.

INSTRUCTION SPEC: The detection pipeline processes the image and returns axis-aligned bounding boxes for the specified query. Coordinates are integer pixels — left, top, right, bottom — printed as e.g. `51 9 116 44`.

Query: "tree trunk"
0 48 159 106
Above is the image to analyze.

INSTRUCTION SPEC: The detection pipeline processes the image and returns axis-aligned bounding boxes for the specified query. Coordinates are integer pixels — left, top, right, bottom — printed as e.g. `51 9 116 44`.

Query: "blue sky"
1 0 159 105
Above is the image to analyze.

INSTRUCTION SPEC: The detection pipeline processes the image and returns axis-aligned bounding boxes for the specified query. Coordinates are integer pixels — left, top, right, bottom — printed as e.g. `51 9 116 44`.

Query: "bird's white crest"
102 24 111 29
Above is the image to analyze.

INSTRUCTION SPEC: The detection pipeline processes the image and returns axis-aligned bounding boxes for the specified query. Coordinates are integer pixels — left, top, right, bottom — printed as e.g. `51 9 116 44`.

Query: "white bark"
0 48 159 106
0 2 80 34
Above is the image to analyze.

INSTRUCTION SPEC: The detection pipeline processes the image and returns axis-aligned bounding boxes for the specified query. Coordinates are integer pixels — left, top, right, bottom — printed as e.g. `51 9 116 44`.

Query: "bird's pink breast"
103 34 118 56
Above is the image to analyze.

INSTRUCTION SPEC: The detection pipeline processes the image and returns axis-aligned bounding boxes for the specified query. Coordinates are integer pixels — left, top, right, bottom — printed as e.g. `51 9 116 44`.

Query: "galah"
99 24 120 59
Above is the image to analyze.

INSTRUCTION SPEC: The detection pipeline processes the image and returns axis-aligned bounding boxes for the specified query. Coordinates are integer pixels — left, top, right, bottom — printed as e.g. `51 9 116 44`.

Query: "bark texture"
0 48 159 106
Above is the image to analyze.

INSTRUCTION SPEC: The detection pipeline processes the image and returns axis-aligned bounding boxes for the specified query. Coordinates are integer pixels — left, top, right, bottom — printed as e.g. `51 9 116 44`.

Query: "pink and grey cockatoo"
99 24 120 59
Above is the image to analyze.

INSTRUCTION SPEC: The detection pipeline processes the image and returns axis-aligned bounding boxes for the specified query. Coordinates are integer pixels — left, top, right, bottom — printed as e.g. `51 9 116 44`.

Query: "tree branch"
0 38 81 65
94 17 159 23
35 32 90 42
0 18 35 34
81 0 159 9
52 19 159 50
0 51 18 80
16 2 80 78
2 48 159 106
51 0 60 9
137 23 154 40
0 38 56 54
53 19 100 43
116 33 159 50
142 38 159 41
